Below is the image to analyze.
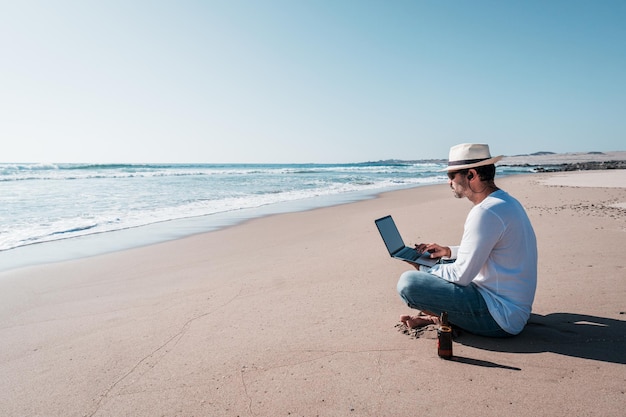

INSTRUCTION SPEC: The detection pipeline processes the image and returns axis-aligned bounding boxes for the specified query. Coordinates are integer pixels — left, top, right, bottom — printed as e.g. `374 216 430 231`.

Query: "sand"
1 170 625 417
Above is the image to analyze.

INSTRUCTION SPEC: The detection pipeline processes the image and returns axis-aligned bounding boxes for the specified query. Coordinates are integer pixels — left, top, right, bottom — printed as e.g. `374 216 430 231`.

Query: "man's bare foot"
399 313 438 329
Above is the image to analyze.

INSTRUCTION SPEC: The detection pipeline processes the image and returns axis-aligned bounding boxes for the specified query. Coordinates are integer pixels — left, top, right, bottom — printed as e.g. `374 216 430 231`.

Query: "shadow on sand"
457 313 626 365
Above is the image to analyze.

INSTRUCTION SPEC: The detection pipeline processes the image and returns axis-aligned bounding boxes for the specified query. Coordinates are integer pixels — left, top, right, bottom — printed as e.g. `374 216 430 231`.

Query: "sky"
1 0 625 164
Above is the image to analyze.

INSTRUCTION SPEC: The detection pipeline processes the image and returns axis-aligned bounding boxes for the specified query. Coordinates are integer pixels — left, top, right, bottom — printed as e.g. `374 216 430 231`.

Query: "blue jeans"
397 270 512 337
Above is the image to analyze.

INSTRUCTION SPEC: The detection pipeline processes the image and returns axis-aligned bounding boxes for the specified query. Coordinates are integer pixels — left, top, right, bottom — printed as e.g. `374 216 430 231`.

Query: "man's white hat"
443 143 503 172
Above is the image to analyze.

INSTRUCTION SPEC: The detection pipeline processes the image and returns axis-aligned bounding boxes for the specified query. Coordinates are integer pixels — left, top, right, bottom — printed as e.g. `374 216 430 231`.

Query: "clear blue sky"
1 1 624 163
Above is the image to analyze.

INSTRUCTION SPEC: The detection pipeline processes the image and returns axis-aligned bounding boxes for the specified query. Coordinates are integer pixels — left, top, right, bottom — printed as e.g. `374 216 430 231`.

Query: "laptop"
374 215 439 267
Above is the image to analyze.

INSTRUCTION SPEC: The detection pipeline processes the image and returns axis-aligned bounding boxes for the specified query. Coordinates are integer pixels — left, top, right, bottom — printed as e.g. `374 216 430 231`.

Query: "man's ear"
467 169 475 180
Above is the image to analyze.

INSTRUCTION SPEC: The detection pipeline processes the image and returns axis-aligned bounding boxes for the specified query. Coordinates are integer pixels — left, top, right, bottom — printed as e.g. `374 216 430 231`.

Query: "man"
397 143 537 337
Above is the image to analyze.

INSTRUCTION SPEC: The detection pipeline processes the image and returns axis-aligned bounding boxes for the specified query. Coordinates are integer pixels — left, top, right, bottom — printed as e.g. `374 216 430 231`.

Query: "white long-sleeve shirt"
429 189 538 335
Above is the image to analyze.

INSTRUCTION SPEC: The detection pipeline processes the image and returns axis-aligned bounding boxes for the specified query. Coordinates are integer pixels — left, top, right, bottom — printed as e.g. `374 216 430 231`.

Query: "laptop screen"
375 216 405 254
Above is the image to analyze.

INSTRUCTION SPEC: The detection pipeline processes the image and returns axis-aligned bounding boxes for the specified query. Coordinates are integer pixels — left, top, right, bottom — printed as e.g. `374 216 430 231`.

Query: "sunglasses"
447 170 468 180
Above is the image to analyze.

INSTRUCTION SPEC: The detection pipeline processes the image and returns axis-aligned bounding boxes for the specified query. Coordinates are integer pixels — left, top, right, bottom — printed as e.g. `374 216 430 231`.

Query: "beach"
1 170 625 416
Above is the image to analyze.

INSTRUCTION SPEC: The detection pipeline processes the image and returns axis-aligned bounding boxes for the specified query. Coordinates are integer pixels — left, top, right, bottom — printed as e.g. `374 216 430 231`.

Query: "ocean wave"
49 224 99 236
0 162 449 252
0 165 444 184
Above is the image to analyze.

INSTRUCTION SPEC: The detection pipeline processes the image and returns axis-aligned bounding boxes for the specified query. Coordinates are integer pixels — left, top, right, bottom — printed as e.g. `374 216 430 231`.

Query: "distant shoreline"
520 160 626 172
500 150 626 171
367 150 626 172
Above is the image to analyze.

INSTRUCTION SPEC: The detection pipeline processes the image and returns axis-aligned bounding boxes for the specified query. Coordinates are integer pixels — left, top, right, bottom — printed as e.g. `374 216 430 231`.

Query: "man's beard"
451 183 464 199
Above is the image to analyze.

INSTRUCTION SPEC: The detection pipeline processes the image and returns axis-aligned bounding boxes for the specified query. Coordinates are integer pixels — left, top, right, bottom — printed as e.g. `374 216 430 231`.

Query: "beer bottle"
437 312 453 359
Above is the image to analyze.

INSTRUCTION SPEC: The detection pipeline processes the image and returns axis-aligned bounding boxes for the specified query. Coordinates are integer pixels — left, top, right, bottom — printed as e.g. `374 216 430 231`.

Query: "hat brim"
441 155 503 172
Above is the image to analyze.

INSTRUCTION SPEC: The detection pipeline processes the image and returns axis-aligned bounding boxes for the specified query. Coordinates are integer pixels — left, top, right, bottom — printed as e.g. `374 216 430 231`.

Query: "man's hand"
415 243 451 259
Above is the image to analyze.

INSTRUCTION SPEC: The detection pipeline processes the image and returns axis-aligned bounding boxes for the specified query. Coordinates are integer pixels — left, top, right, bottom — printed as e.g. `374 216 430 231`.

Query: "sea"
0 162 532 272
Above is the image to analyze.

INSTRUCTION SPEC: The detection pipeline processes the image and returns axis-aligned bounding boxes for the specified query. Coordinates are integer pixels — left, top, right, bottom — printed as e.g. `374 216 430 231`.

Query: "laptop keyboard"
397 246 421 261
